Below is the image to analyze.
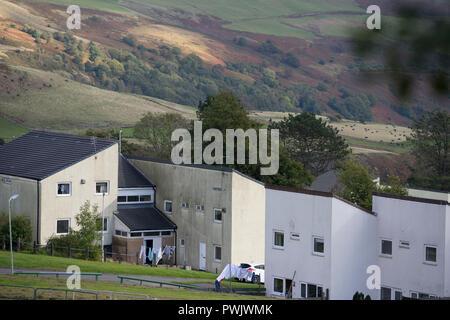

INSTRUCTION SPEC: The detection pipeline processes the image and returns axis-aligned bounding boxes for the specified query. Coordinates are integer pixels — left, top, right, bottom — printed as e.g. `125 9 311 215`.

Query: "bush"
0 214 33 247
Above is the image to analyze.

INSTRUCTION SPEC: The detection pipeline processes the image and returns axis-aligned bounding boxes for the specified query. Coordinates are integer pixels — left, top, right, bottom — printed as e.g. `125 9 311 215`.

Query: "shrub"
0 214 33 247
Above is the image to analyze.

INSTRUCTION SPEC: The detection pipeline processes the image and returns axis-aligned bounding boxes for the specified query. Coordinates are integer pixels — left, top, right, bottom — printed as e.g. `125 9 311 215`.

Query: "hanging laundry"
139 245 145 259
168 246 176 259
147 248 153 262
216 264 241 283
154 247 163 265
163 245 170 255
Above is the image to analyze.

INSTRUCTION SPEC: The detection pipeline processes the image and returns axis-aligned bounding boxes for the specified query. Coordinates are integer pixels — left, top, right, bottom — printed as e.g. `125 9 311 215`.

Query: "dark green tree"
407 111 449 191
270 112 350 176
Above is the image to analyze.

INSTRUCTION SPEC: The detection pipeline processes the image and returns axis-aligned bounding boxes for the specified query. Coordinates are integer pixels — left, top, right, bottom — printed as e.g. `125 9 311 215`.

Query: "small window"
143 231 160 236
96 217 108 232
161 231 171 236
130 232 142 237
273 278 284 294
381 287 391 300
140 195 151 202
394 290 402 300
56 219 70 235
419 293 430 299
57 183 71 196
300 282 323 298
195 205 204 212
115 230 122 236
411 292 418 299
96 181 109 195
214 245 222 261
121 231 128 237
180 239 185 248
313 237 324 255
181 202 189 209
273 231 284 248
300 283 306 298
214 209 223 222
399 240 410 249
425 246 437 263
117 196 126 203
381 239 392 256
164 200 173 213
127 195 139 202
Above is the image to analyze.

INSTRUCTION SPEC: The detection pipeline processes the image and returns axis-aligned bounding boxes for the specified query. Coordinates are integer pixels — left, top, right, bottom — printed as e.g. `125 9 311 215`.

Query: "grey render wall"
130 159 233 273
0 175 39 242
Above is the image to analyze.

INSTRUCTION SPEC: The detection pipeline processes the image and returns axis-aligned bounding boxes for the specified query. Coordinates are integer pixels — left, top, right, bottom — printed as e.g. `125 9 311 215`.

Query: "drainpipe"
36 181 41 244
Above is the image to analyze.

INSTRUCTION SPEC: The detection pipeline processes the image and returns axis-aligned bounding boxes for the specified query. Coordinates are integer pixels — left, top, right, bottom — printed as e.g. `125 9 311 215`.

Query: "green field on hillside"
0 66 196 131
0 117 28 143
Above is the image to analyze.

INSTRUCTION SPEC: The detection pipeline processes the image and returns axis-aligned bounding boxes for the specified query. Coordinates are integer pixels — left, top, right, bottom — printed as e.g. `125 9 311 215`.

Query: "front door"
145 239 153 265
199 242 206 270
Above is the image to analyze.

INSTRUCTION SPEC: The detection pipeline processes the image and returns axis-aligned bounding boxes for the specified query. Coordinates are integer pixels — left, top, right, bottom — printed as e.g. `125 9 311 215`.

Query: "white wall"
330 198 378 300
265 188 332 298
373 195 447 298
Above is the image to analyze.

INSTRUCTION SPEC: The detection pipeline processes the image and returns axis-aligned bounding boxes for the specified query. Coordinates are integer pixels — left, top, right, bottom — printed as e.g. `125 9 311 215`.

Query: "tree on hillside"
269 112 350 176
379 171 408 196
83 128 140 156
134 112 192 159
407 110 449 191
197 92 314 188
336 160 377 211
197 91 260 132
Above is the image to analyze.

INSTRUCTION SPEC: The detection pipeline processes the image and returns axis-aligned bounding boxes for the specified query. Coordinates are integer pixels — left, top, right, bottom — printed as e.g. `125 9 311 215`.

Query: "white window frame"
299 281 324 299
96 217 108 233
380 238 393 257
213 245 222 262
195 205 204 212
312 236 324 256
213 208 223 223
56 182 71 197
180 239 185 248
272 230 285 249
181 202 189 209
95 181 109 195
56 218 70 235
424 245 437 265
272 277 285 296
381 286 402 300
164 200 173 214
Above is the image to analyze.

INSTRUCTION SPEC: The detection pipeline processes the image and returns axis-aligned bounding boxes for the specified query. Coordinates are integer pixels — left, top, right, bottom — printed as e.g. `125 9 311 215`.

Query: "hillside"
0 0 447 128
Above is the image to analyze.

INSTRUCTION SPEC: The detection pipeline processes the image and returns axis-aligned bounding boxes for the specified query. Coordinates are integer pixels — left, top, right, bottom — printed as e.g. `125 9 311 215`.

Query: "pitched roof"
119 154 155 188
115 205 177 231
0 130 117 180
306 169 342 193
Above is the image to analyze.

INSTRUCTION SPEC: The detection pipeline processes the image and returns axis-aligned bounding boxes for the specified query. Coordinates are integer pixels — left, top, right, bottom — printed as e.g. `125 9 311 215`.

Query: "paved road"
0 267 215 289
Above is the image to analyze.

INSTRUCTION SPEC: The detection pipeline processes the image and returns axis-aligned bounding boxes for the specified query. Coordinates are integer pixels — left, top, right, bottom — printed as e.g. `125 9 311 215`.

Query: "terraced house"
0 131 118 245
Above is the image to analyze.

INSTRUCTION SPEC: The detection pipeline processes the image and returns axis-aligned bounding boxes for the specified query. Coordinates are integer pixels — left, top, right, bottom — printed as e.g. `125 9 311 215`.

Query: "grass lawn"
0 251 217 279
0 274 268 300
0 117 28 143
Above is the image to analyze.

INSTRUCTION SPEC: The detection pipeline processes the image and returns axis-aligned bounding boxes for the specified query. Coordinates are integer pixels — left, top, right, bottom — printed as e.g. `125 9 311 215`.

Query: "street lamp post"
102 191 105 262
8 194 19 274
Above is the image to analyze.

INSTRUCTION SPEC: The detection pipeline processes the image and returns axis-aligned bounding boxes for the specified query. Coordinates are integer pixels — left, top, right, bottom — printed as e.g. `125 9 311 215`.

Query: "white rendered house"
265 185 378 300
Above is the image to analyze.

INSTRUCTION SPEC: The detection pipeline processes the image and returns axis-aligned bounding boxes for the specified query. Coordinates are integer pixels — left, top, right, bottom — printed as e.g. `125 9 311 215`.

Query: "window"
273 278 284 295
381 239 392 256
164 200 173 213
399 240 410 249
214 245 222 261
425 245 437 264
313 237 324 255
130 232 142 237
96 217 108 232
56 219 70 235
57 183 71 196
161 231 171 236
411 292 418 299
273 231 284 248
139 195 151 202
143 231 160 236
180 239 185 248
127 195 139 202
394 290 402 300
117 196 126 203
195 205 204 212
181 202 189 209
300 282 323 298
121 231 128 237
96 181 109 195
380 287 391 300
115 230 122 236
214 209 223 222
